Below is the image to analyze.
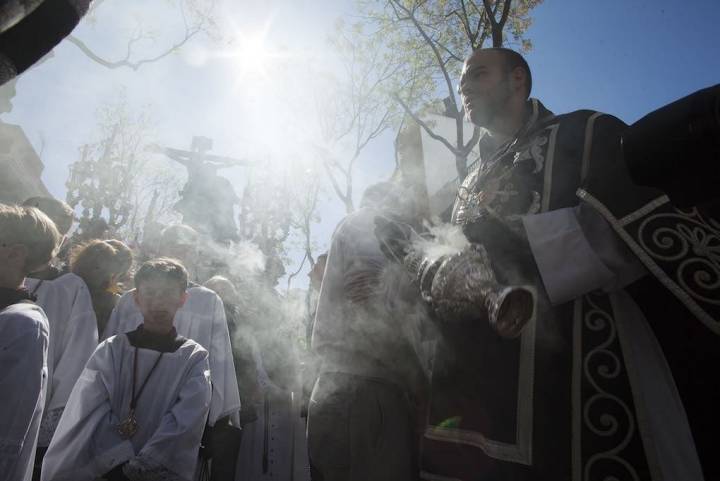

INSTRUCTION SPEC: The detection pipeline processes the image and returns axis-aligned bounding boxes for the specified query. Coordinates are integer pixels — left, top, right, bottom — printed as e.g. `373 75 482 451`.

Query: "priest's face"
458 50 513 128
134 277 188 334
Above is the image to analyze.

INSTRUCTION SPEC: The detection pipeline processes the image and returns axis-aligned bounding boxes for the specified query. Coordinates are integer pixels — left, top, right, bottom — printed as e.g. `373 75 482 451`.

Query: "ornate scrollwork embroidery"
581 294 640 481
637 207 720 306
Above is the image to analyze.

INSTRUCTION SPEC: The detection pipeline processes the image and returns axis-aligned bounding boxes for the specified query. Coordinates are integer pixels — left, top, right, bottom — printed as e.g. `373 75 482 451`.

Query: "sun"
233 33 273 77
220 21 282 83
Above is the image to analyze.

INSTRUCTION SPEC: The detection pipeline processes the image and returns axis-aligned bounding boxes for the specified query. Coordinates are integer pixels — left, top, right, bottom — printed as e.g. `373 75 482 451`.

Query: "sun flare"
234 34 272 76
223 25 280 82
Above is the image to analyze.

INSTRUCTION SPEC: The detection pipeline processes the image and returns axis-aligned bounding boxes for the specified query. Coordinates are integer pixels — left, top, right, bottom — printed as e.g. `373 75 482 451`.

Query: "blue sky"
3 0 719 289
525 0 720 122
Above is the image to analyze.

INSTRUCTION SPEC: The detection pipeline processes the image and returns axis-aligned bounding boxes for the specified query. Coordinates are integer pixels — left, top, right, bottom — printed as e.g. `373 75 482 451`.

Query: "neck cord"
130 347 164 412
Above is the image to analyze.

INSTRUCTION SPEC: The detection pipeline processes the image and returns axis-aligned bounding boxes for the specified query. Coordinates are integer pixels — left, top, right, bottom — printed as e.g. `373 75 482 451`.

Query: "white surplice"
0 303 49 481
41 332 211 481
25 274 98 446
235 334 311 481
103 286 241 425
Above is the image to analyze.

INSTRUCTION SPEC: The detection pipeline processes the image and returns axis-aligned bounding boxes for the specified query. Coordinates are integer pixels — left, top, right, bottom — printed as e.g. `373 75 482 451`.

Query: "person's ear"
179 291 189 307
7 244 29 268
511 66 526 94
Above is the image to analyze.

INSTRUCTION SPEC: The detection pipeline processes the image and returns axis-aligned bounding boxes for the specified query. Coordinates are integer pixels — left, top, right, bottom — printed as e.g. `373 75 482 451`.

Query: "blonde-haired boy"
0 204 61 481
22 196 75 281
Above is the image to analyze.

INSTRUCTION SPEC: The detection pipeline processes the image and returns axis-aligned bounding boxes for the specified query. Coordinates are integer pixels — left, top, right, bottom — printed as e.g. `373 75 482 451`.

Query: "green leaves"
337 0 542 179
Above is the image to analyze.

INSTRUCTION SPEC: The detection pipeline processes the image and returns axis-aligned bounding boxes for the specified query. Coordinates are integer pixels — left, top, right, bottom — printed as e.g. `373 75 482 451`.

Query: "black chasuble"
580 117 720 480
421 99 717 481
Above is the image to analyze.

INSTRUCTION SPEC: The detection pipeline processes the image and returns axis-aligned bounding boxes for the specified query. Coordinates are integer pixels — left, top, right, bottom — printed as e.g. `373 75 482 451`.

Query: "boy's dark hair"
134 257 188 292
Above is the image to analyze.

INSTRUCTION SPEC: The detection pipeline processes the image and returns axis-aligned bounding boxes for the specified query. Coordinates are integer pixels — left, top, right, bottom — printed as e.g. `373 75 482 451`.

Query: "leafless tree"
65 93 181 243
67 0 219 71
315 23 408 213
286 161 322 292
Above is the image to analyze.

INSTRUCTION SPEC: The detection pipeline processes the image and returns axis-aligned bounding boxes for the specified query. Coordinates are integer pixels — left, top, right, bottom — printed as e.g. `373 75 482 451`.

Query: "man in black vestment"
401 48 719 481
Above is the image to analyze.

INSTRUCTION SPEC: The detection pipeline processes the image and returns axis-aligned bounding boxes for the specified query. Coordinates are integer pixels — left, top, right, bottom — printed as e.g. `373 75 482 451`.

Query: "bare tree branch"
356 108 391 153
286 252 308 293
433 38 465 63
482 0 513 46
67 27 200 71
322 159 352 211
499 0 513 28
389 0 456 102
67 0 215 71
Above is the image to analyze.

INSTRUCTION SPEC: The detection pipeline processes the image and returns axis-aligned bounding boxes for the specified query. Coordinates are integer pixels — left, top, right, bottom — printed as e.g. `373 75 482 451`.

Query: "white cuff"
522 208 615 305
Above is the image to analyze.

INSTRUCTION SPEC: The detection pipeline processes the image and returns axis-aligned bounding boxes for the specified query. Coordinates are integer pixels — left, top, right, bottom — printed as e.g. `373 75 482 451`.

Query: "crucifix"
150 136 248 243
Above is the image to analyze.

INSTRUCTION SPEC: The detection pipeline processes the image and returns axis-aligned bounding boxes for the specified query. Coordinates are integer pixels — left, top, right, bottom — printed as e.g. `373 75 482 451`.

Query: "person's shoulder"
115 288 137 305
557 109 626 129
188 285 222 304
101 332 129 350
84 334 126 367
51 273 90 295
188 285 216 296
346 206 377 223
52 272 85 288
177 337 210 361
0 302 49 335
335 207 377 237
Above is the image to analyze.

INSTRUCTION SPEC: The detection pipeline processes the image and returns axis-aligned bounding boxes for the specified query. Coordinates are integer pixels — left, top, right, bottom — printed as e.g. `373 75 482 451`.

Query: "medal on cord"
117 347 164 439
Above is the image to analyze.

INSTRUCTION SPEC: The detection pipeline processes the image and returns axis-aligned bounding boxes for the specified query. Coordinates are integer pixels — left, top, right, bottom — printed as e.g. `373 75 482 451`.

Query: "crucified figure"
150 137 247 243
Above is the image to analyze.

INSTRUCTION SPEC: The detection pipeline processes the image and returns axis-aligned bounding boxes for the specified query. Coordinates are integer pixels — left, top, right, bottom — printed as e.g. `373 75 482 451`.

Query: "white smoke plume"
413 219 470 263
196 236 267 282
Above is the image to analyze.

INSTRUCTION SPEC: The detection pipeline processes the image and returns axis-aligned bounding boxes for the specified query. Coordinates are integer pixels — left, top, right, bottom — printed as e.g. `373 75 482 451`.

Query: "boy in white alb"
0 204 62 481
42 258 212 481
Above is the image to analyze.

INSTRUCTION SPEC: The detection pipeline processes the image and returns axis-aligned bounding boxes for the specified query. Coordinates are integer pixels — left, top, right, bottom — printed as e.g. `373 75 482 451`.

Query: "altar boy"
42 258 212 481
